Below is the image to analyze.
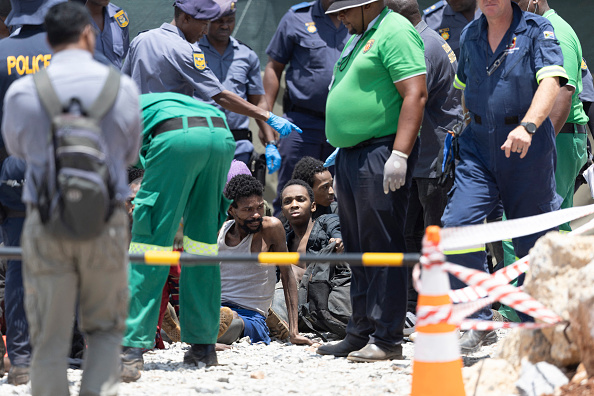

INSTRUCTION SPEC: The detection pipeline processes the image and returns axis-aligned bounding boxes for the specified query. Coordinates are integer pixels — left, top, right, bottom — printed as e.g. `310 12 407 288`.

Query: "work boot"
218 307 234 339
183 344 218 367
459 330 497 353
316 338 366 357
347 344 404 363
7 366 29 385
121 346 144 383
266 308 289 340
162 303 181 343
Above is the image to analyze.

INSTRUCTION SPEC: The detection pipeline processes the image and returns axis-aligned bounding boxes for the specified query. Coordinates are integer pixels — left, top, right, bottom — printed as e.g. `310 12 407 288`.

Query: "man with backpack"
1 3 141 395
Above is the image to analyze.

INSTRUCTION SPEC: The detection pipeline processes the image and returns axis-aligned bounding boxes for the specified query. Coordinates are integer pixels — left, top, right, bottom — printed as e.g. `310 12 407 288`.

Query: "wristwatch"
266 140 279 147
520 122 537 135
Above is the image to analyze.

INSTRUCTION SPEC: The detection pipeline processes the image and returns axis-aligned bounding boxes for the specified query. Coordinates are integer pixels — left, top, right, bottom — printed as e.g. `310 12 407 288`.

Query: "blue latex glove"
266 143 281 174
266 112 303 137
324 148 339 167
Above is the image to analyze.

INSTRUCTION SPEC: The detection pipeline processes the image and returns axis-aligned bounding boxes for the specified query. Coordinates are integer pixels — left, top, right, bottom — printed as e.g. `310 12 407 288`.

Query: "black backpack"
298 242 352 339
33 67 120 240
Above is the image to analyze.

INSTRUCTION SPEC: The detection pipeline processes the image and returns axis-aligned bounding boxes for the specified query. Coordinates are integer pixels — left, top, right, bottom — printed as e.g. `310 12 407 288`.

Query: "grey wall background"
117 0 593 68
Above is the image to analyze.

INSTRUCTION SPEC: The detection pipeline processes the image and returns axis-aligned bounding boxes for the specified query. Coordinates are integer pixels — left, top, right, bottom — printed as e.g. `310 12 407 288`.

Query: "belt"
472 114 519 125
287 103 326 120
559 123 587 134
345 135 395 150
230 129 252 142
152 116 226 138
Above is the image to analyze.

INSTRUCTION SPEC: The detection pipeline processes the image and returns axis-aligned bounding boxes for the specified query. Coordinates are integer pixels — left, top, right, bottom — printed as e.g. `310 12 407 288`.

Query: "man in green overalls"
122 92 235 381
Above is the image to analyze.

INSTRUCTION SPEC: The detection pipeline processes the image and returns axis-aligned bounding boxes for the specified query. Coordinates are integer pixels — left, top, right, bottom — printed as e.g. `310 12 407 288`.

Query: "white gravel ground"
0 329 509 395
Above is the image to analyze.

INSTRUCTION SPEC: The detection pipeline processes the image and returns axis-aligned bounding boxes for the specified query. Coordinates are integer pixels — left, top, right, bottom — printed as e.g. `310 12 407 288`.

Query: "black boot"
121 346 144 383
184 344 218 367
459 330 497 353
316 338 367 357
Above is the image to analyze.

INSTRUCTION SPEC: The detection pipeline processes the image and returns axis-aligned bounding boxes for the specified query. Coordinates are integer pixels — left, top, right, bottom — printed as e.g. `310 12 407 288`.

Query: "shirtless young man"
217 174 312 345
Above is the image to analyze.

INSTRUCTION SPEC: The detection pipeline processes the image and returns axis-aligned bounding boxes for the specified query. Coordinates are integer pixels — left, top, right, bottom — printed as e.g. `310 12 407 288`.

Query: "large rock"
568 261 594 376
462 358 519 396
520 233 594 367
497 329 554 370
515 361 568 396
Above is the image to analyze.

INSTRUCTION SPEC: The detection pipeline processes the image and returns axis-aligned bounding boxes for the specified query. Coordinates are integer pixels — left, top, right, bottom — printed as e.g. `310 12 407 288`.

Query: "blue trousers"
0 156 30 366
335 139 418 349
441 121 561 321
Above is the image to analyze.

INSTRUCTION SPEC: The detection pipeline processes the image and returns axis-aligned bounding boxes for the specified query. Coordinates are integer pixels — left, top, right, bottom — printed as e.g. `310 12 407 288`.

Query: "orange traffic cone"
411 226 465 396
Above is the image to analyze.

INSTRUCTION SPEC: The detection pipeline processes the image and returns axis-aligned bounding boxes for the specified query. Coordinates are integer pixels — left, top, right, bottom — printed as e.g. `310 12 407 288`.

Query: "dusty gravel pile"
0 329 510 395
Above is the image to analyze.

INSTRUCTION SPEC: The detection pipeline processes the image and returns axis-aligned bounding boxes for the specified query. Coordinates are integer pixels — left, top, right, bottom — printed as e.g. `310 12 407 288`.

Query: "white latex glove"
383 150 408 194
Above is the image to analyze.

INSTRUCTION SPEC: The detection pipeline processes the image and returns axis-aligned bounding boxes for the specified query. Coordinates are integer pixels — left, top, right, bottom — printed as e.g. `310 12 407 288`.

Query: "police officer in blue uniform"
423 0 479 59
198 0 279 167
264 0 349 214
82 0 129 69
123 0 300 172
441 0 567 352
387 0 462 327
0 0 66 384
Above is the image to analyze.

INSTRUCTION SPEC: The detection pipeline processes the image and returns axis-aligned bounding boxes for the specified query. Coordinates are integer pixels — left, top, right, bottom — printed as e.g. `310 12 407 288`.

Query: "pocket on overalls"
131 190 159 236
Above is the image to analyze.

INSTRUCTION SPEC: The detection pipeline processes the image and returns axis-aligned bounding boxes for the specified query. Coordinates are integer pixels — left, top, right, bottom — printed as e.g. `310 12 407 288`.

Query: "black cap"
326 0 380 14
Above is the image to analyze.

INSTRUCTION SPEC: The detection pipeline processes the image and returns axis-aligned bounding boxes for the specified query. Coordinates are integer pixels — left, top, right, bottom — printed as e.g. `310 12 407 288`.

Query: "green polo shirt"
325 8 426 148
544 9 589 125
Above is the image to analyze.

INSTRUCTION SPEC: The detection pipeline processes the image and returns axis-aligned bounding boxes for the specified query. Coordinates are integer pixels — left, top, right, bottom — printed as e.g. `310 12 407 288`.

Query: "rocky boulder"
498 233 594 371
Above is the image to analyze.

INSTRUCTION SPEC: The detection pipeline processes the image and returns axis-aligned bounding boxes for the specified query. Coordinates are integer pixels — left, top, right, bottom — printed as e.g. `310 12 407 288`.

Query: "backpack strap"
87 67 121 120
33 68 62 118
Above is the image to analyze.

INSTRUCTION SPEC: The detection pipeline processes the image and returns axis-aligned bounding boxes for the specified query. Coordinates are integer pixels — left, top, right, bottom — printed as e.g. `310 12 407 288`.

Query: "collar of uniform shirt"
341 8 390 58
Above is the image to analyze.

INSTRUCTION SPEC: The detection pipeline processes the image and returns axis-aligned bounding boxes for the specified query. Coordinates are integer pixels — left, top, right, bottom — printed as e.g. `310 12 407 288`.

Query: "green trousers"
499 129 587 322
123 123 235 348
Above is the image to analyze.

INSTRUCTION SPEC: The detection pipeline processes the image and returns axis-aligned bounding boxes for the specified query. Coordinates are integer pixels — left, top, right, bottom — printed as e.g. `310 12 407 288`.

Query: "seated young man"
267 179 347 335
281 179 343 282
217 174 313 346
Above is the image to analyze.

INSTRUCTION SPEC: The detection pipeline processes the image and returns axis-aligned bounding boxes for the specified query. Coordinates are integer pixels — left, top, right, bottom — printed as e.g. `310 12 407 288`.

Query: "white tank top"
218 220 276 316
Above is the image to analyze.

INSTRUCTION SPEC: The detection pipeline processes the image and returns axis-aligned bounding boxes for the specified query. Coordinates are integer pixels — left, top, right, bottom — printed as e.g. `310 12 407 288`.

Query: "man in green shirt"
316 0 427 362
517 0 588 231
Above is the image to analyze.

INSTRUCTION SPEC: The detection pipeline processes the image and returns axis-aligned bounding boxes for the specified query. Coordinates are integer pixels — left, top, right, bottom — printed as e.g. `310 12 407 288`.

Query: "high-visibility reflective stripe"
129 242 172 255
413 331 461 362
443 244 485 255
183 236 218 256
361 252 403 266
453 75 465 90
258 252 300 265
144 251 181 265
418 294 451 306
536 65 568 84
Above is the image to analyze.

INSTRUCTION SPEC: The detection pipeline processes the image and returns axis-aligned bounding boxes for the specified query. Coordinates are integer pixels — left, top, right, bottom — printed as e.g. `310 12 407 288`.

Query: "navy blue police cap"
6 0 66 26
174 0 221 20
213 0 236 17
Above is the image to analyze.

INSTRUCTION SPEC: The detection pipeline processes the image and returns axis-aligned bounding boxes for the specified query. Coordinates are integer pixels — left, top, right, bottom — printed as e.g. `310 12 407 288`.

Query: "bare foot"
215 343 233 351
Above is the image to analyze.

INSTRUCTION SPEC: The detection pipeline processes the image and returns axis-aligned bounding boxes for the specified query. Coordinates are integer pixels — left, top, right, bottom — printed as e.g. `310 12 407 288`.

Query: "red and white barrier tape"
449 257 529 303
443 262 562 324
458 319 564 331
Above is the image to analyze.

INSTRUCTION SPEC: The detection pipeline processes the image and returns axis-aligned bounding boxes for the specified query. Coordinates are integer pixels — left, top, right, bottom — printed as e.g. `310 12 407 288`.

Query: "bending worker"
122 92 236 382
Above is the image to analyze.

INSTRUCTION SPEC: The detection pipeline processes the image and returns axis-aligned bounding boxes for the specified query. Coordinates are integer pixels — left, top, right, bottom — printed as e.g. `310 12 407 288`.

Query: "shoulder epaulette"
423 0 446 15
236 39 253 51
291 1 314 12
